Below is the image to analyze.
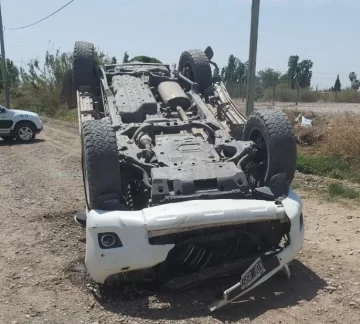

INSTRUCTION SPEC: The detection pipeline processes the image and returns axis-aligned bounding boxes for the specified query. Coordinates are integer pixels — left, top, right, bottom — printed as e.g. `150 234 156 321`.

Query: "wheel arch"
13 119 37 131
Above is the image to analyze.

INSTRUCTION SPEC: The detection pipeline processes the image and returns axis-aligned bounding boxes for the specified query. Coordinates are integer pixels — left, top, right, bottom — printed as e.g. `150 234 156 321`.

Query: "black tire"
81 118 122 210
1 136 15 141
242 108 297 194
14 122 36 142
178 49 212 94
73 41 97 95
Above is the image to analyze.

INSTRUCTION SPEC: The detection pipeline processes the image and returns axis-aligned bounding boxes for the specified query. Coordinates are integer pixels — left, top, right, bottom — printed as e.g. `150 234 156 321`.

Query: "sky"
1 0 359 89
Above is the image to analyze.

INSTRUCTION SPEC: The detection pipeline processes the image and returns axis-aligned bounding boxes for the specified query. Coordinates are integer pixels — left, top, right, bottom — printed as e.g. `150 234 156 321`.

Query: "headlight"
97 233 122 249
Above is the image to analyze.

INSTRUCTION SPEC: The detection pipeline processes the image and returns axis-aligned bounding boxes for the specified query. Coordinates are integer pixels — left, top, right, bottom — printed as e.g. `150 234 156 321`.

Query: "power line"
5 0 75 31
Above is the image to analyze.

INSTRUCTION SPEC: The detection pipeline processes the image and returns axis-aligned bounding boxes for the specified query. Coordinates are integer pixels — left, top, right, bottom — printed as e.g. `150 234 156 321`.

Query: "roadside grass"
321 113 360 167
292 178 360 205
294 112 360 186
293 112 360 203
51 109 78 124
262 85 360 103
297 153 360 184
325 182 360 200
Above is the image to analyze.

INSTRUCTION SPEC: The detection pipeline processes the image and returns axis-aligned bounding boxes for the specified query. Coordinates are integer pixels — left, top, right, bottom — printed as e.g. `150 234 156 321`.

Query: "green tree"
20 50 73 89
122 51 129 63
212 65 220 78
94 49 115 65
18 50 74 113
297 60 313 88
349 72 359 90
353 79 360 90
278 73 289 85
221 55 246 84
258 68 281 89
287 55 313 89
333 75 341 92
287 55 299 89
349 72 357 84
221 55 236 82
0 59 20 89
129 55 162 63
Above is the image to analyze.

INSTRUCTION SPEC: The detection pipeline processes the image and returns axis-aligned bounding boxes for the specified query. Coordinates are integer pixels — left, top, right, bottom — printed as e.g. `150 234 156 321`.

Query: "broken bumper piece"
85 190 304 310
209 191 304 311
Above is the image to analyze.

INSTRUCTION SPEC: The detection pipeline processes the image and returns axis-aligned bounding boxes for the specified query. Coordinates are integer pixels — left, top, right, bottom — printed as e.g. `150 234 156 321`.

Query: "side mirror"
0 108 6 114
204 46 214 61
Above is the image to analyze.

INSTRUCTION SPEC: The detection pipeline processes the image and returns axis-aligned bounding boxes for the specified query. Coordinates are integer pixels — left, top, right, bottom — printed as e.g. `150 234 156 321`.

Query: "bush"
274 83 296 102
326 183 360 200
300 88 319 102
294 113 360 183
0 84 74 123
321 113 360 166
262 86 360 104
327 89 360 103
297 153 360 182
3 85 63 116
263 84 320 103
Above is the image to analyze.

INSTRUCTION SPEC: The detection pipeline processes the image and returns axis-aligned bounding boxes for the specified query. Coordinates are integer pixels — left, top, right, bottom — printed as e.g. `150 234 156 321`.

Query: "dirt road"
232 100 360 115
1 120 360 324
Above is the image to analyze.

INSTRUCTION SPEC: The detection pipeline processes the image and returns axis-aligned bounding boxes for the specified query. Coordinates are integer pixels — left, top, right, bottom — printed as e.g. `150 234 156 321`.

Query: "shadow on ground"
0 138 46 146
77 260 325 323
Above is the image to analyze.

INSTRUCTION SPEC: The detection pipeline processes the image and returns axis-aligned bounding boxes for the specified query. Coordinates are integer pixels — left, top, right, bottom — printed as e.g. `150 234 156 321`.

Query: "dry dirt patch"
1 120 360 323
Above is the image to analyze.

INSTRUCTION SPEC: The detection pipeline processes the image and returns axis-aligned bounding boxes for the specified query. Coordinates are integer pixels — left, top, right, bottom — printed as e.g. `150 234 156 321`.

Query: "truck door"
0 106 14 135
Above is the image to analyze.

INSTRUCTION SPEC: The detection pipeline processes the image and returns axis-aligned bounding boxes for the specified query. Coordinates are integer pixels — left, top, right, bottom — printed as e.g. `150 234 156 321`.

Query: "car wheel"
81 118 122 210
242 108 297 196
73 41 97 95
15 123 36 142
178 49 212 94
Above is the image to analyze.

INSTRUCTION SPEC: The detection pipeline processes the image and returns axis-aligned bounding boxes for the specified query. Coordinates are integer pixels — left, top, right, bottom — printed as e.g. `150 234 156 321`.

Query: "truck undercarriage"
62 41 304 311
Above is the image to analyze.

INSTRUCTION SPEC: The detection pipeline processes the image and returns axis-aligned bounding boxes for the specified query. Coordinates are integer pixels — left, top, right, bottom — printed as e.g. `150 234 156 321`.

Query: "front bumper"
36 125 43 134
85 190 304 288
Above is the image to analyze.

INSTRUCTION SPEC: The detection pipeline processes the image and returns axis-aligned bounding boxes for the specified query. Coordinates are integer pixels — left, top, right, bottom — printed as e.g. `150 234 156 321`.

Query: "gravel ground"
1 120 360 323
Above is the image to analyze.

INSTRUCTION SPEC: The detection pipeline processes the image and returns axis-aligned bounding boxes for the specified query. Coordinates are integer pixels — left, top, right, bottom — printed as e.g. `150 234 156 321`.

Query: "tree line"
220 53 359 99
0 48 161 93
0 47 162 116
1 46 359 115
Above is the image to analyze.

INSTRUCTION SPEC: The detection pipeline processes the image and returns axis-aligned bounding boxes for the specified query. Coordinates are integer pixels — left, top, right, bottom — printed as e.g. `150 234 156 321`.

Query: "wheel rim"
248 128 268 185
19 126 33 141
183 63 194 81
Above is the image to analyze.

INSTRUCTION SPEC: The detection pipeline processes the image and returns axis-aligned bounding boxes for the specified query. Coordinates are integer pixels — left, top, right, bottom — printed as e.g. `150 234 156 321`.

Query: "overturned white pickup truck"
62 41 304 311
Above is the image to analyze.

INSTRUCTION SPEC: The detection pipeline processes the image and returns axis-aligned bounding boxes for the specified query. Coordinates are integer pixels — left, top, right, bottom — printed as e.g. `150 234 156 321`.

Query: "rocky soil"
1 120 360 324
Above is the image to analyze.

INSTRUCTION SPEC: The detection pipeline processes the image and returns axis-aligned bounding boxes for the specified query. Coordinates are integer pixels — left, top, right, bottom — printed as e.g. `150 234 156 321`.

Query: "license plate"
240 257 266 290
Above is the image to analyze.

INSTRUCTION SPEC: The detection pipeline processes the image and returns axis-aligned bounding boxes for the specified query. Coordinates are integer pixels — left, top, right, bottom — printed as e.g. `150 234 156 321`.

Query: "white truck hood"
11 109 39 117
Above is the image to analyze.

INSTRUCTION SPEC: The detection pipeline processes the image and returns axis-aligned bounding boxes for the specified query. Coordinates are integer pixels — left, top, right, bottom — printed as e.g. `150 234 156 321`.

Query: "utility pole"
245 0 260 117
0 3 9 108
241 75 246 103
272 74 276 107
295 73 299 106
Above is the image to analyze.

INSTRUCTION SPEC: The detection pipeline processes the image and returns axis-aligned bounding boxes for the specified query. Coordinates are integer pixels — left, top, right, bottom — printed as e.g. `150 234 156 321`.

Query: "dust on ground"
1 120 360 324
